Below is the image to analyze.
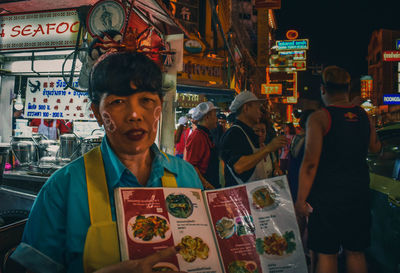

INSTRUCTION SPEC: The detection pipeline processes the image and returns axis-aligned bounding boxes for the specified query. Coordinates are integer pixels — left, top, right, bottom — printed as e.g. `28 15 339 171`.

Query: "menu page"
204 176 307 273
115 187 223 273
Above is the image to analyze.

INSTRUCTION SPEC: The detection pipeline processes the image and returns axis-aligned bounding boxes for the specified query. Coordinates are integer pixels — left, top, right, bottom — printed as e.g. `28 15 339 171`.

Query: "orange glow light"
286 30 299 40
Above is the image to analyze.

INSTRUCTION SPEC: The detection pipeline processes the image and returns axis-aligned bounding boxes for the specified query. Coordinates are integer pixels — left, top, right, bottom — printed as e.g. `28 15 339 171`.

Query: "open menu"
114 176 307 273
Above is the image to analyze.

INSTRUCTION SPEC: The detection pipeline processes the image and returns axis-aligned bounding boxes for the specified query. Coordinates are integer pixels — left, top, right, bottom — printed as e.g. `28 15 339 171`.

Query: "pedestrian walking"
185 101 220 189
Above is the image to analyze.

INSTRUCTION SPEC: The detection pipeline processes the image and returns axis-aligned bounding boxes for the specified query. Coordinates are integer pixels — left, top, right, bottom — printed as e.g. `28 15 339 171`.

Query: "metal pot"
81 135 103 155
58 134 80 160
38 139 58 158
10 138 39 166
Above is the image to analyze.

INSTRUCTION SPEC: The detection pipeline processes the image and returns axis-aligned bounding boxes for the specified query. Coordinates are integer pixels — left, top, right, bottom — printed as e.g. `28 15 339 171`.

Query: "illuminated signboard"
278 50 306 60
261 84 282 95
397 39 400 50
293 60 306 71
0 10 80 51
361 78 373 99
276 39 309 51
383 51 400 62
383 94 400 105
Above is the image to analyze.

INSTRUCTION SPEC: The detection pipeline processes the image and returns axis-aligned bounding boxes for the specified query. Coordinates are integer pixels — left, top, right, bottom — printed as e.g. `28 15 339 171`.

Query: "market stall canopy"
0 0 188 36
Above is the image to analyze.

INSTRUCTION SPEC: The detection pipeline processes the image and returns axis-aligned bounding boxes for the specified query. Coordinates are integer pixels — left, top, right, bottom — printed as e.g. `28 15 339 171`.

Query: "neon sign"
276 39 309 51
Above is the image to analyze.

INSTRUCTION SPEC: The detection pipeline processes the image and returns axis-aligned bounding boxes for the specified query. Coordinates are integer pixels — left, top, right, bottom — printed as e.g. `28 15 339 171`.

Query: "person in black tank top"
295 66 381 273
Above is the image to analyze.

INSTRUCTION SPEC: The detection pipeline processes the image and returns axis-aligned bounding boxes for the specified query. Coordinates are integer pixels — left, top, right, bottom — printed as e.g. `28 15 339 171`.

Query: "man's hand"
267 136 287 152
94 246 186 273
295 200 313 217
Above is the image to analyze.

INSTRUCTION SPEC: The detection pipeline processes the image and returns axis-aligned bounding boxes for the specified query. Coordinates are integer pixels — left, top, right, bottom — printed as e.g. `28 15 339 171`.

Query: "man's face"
205 109 218 129
245 101 262 125
91 91 162 155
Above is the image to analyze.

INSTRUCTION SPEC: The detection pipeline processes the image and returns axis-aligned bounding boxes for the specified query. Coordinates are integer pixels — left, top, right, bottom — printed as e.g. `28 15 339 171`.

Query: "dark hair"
89 51 163 104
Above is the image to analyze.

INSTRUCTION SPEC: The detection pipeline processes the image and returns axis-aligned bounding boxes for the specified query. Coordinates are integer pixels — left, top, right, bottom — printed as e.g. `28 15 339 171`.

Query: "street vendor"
11 51 202 272
29 118 72 139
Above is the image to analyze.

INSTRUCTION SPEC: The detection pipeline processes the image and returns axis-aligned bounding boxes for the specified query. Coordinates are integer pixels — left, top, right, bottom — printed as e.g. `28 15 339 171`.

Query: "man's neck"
324 94 352 106
237 115 254 128
198 121 211 130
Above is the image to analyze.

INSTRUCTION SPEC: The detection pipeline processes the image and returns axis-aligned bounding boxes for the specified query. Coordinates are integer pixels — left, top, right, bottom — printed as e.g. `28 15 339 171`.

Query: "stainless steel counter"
2 170 48 195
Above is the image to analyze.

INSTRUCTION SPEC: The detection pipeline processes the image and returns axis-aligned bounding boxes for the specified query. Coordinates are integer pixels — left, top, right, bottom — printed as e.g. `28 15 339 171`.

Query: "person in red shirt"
174 116 189 158
185 101 219 189
30 119 72 139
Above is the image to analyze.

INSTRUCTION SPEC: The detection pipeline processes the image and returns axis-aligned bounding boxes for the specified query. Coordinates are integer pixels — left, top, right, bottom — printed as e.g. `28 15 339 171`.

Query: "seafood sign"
114 176 307 273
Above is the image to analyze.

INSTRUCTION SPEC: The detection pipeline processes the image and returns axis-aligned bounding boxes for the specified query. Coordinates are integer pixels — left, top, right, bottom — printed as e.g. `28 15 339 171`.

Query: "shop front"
176 52 236 119
0 1 187 267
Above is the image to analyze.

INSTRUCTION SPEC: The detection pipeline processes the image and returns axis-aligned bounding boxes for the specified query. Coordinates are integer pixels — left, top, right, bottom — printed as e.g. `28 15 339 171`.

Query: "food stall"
0 0 187 269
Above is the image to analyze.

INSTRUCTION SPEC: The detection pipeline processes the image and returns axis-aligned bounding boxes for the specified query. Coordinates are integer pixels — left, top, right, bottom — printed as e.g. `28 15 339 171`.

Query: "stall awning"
177 84 236 96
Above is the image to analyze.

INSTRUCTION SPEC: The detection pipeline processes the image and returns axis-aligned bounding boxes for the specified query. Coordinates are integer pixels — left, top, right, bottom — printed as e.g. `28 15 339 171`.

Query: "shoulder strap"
84 146 112 224
231 125 256 151
160 151 178 188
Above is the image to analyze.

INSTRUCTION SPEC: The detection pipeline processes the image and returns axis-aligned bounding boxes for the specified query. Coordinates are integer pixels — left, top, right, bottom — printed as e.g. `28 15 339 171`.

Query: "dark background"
275 0 400 77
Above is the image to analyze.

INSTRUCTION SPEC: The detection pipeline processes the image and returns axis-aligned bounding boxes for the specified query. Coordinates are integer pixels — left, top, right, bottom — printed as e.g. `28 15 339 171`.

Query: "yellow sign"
176 93 207 108
261 84 282 95
179 56 224 85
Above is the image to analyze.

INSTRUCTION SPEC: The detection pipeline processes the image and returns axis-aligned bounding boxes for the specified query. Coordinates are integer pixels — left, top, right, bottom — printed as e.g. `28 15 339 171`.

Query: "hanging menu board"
24 77 94 120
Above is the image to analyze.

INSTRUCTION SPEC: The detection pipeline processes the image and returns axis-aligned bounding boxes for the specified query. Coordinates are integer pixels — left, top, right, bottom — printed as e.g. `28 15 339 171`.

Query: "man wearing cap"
220 91 287 187
295 66 381 273
185 101 220 189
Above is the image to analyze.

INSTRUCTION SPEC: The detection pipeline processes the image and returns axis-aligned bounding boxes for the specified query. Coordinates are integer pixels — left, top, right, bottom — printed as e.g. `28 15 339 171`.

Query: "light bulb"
14 93 24 111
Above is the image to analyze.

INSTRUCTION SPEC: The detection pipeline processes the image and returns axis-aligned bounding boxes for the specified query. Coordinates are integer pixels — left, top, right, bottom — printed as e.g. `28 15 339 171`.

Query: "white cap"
229 91 265 113
192 101 219 121
188 107 196 117
178 116 188 125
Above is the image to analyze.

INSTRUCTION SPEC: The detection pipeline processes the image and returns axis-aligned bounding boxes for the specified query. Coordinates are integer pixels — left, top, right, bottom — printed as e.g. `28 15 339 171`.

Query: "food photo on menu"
114 176 308 273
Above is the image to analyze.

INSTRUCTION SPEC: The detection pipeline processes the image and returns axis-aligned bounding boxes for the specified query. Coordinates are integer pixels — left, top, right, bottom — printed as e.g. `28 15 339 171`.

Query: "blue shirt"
11 138 203 273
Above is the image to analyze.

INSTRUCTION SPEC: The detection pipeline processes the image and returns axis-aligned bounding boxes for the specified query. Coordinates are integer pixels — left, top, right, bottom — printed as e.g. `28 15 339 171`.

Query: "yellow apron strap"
160 151 178 188
84 146 112 223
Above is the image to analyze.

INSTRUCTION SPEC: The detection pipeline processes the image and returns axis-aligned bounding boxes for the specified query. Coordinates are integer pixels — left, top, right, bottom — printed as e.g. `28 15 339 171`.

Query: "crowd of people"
8 47 381 273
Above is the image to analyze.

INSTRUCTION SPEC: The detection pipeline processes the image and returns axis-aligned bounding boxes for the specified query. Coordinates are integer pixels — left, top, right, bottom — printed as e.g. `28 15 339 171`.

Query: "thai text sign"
0 9 80 51
24 77 94 120
261 84 282 95
278 50 306 60
383 94 400 105
179 56 224 85
383 51 400 62
276 39 309 51
176 93 207 108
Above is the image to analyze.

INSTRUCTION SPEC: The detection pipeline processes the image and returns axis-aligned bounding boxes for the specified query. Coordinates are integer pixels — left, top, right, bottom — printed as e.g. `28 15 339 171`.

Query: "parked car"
367 123 400 273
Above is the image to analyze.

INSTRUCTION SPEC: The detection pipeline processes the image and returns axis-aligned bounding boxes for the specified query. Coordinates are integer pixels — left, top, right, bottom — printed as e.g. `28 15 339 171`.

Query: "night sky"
275 0 400 77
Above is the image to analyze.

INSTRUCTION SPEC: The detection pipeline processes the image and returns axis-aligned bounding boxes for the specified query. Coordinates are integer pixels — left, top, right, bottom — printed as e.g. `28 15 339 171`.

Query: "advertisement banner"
255 0 281 9
383 51 400 62
24 77 94 120
0 9 80 51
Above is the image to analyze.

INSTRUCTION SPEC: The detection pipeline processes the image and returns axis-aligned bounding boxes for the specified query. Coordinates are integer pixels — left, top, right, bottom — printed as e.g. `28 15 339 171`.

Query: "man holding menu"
220 91 286 187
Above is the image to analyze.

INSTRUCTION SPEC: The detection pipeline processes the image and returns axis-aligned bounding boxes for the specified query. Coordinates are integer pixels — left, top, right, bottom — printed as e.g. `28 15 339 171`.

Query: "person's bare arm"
193 166 215 189
295 110 328 216
233 136 287 174
368 118 381 153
